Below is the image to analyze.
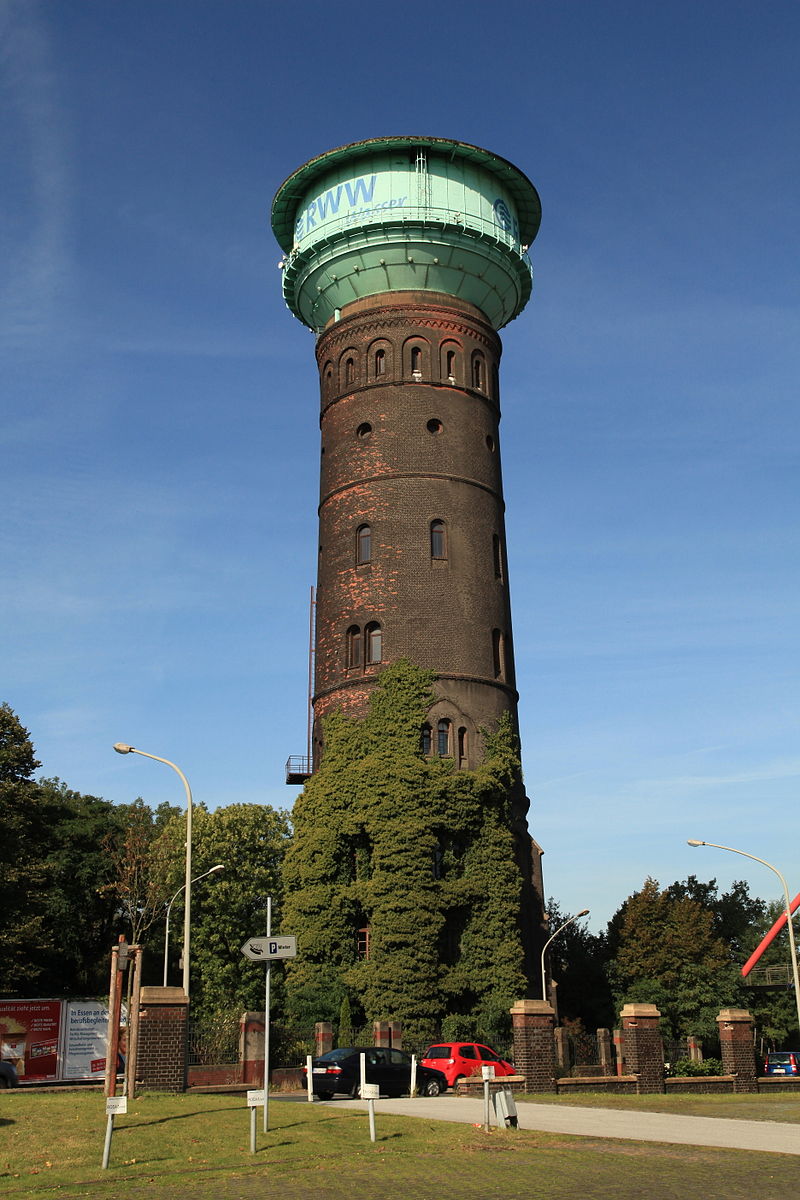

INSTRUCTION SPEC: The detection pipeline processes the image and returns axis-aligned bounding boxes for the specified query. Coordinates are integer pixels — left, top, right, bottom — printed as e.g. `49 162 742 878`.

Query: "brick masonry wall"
619 1005 664 1094
136 1000 188 1093
312 292 518 765
511 1002 557 1093
717 1008 758 1093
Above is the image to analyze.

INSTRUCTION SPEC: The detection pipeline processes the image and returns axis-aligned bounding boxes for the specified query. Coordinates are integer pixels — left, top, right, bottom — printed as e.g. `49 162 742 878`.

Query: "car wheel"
316 1090 334 1101
0 1077 9 1091
422 1077 444 1097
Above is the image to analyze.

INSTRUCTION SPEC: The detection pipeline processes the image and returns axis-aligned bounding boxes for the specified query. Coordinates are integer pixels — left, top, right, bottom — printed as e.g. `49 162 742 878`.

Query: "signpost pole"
102 1114 114 1169
263 897 272 1133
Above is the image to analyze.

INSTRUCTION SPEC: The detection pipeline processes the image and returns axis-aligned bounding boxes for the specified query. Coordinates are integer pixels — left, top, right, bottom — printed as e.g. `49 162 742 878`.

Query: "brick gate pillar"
373 1021 390 1048
240 1012 265 1085
619 1003 664 1094
510 1000 556 1093
135 986 188 1093
314 1022 333 1056
717 1008 758 1092
597 1028 614 1076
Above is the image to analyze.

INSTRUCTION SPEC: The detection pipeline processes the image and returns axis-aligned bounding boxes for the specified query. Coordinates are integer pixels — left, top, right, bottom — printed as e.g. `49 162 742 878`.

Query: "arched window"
430 519 447 560
375 347 386 376
458 727 468 767
356 524 372 564
365 622 382 664
492 629 505 679
472 353 485 391
421 723 432 755
437 718 451 756
410 346 422 377
446 349 457 380
346 625 362 669
345 356 355 384
492 534 503 580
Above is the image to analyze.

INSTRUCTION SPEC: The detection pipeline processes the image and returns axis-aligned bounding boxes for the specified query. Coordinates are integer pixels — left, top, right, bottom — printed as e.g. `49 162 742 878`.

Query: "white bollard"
306 1054 314 1102
410 1053 417 1097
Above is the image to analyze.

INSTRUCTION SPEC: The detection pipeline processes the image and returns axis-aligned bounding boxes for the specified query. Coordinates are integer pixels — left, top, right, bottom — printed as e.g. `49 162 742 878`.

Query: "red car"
420 1042 515 1088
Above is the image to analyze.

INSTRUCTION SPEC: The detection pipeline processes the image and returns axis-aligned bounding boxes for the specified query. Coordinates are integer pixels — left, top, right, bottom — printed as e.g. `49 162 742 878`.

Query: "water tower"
272 136 545 995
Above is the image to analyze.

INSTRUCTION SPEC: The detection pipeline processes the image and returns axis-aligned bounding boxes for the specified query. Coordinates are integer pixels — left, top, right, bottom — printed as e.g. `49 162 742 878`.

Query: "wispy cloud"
0 0 71 348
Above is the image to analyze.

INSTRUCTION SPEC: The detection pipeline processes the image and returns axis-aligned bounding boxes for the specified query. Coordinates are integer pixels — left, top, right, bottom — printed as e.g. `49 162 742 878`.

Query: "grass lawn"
1 1090 798 1200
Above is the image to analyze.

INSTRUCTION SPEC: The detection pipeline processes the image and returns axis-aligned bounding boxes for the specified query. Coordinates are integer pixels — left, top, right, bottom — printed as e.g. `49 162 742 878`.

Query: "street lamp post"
163 865 224 987
114 744 194 997
540 909 590 1003
687 839 800 1039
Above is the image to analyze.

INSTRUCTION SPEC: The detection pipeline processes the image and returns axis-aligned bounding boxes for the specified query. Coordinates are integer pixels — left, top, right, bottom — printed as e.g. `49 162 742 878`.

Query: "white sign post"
241 911 297 1137
101 1095 127 1169
246 1089 265 1153
481 1063 495 1131
361 1082 379 1141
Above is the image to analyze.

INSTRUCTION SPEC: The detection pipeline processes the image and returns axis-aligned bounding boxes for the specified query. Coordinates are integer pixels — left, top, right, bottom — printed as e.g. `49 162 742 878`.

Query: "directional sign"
241 935 297 961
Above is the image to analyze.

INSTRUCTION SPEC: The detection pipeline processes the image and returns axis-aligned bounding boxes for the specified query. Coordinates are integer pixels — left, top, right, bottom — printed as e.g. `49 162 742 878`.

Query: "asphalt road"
291 1094 800 1156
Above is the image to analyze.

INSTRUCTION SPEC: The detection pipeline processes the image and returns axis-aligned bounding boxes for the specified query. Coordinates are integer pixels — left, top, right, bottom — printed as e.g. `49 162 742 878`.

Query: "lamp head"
210 864 225 873
577 908 590 917
687 839 704 847
114 743 134 754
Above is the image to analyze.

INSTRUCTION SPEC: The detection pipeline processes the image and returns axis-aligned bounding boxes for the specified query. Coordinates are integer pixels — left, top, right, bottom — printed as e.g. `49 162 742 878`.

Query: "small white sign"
241 936 297 961
105 1096 128 1115
361 1083 379 1100
246 1089 266 1107
481 1064 496 1080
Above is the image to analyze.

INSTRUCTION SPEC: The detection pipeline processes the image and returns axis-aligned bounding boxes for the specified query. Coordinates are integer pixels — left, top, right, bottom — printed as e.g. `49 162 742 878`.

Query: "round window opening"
427 418 443 434
357 422 373 438
486 434 495 452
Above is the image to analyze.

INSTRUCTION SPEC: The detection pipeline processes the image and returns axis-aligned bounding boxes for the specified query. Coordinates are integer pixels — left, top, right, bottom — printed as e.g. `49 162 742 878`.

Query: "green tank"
272 135 541 332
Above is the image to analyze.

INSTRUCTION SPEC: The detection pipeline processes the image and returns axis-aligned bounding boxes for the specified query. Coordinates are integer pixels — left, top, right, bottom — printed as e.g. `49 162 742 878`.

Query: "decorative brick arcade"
510 999 557 1092
717 1007 758 1093
619 1003 664 1094
134 986 188 1093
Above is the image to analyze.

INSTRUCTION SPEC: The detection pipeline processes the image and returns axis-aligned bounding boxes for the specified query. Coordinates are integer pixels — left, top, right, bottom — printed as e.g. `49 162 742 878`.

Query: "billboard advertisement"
0 1000 63 1082
62 1001 114 1080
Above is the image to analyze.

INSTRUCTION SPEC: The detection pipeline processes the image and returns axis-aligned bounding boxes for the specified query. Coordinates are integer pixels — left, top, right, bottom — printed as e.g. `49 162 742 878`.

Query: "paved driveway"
312 1094 800 1156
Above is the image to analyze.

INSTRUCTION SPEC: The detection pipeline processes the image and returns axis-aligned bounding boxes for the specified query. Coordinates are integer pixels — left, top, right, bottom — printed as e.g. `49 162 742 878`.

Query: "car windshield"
318 1048 356 1062
424 1046 451 1058
769 1053 792 1062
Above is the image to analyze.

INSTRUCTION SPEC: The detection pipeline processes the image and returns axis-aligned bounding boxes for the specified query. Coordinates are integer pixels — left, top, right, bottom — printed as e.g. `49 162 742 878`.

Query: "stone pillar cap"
510 999 555 1016
619 1003 661 1019
139 986 188 1005
716 1008 753 1023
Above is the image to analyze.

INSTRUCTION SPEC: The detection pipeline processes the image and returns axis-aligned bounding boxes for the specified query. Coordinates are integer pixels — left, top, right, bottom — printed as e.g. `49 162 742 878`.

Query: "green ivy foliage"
281 660 528 1041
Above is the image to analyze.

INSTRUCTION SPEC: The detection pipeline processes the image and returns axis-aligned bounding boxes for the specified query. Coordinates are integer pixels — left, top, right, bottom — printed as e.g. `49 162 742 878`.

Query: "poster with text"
62 1001 111 1080
0 1000 62 1081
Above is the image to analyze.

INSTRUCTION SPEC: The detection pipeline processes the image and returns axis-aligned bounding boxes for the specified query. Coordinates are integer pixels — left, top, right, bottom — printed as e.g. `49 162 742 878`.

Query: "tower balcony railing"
284 205 534 264
285 755 312 785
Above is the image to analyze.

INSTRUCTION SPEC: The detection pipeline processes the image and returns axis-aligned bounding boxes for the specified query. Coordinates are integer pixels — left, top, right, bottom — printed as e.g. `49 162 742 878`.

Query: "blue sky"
3 0 799 931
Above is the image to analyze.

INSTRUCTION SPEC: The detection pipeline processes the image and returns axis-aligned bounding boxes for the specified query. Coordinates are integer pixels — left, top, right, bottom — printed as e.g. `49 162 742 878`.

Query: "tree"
154 802 291 1019
281 660 528 1041
36 779 130 995
543 899 614 1029
608 877 740 1038
0 704 52 993
101 798 176 947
